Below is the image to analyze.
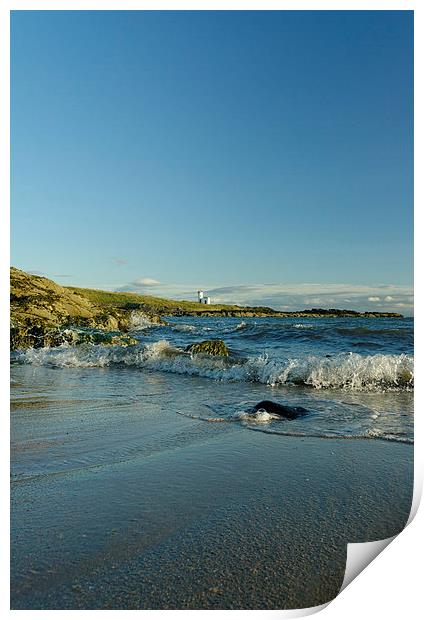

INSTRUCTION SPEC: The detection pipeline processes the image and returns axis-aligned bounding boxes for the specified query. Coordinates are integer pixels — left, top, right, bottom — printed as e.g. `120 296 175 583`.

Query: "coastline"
10 268 404 351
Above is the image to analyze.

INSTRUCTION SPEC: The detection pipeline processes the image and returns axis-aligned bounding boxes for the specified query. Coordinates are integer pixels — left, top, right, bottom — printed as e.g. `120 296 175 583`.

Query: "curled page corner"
341 536 396 592
406 477 422 526
340 479 422 594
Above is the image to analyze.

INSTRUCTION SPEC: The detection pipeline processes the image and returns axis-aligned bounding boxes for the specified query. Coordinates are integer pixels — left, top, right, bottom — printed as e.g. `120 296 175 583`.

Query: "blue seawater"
11 315 413 444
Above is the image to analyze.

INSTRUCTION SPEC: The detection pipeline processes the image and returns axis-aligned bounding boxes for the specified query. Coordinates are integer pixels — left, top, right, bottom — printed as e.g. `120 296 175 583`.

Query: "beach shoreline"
11 403 413 610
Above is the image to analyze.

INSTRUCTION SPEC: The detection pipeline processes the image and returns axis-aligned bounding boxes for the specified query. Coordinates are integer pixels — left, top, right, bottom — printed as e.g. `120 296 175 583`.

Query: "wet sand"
11 419 413 609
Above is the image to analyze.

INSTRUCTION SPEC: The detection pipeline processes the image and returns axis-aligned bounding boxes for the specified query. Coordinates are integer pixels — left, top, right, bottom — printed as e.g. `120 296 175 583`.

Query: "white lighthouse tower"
197 290 211 304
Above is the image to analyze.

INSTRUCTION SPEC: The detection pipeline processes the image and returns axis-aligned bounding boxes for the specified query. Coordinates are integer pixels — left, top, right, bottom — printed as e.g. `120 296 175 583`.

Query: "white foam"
129 311 155 330
170 323 197 333
14 343 414 392
292 323 314 329
234 409 280 424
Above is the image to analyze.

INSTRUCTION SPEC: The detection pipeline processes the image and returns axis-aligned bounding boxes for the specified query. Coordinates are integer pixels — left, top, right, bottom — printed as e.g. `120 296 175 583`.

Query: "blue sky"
11 10 413 313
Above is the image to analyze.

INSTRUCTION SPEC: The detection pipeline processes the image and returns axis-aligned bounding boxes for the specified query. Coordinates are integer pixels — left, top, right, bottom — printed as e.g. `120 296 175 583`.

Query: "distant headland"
10 267 404 350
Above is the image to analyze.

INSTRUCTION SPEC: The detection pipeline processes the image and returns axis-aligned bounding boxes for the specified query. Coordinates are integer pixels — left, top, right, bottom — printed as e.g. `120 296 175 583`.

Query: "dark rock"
253 400 308 420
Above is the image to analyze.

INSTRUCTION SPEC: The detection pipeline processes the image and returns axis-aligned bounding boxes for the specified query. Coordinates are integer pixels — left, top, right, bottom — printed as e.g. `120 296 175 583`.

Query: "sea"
11 314 414 453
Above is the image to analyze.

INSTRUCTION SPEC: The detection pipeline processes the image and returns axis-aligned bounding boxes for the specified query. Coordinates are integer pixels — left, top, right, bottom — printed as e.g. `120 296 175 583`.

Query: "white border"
2 1 421 617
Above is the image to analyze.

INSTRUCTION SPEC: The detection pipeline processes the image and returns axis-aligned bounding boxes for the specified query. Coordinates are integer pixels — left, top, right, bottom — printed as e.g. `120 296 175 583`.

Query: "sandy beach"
11 366 413 609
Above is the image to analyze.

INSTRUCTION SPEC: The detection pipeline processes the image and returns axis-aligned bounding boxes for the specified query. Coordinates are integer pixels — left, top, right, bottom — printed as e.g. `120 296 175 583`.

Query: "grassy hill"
65 286 280 316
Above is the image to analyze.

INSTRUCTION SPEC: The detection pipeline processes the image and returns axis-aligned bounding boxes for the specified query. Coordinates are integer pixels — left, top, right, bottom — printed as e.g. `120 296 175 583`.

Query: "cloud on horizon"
116 281 414 314
132 277 161 287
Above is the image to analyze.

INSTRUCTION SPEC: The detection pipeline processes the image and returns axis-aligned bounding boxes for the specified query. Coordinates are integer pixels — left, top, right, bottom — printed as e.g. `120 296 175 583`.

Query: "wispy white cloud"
133 277 161 286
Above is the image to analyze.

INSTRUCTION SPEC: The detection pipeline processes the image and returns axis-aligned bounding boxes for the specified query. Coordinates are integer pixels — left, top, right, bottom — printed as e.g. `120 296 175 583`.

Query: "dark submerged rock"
253 400 308 420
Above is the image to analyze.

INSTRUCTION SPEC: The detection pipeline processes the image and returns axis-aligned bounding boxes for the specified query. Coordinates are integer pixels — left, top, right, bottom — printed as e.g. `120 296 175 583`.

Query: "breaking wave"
220 321 251 334
170 323 197 333
13 340 414 392
292 323 314 329
129 311 156 330
233 321 248 331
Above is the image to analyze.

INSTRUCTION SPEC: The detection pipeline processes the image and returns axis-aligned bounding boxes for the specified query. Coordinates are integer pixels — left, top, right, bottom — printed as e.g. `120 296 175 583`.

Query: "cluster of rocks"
10 323 139 350
10 268 158 350
176 309 403 319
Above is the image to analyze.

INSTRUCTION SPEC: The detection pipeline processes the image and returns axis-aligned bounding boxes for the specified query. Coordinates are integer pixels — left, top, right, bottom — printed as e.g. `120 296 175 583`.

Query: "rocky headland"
10 268 159 349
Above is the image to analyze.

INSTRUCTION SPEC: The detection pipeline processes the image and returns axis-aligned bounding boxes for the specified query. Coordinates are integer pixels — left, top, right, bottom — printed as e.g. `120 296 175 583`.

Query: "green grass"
64 286 404 318
65 286 268 314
